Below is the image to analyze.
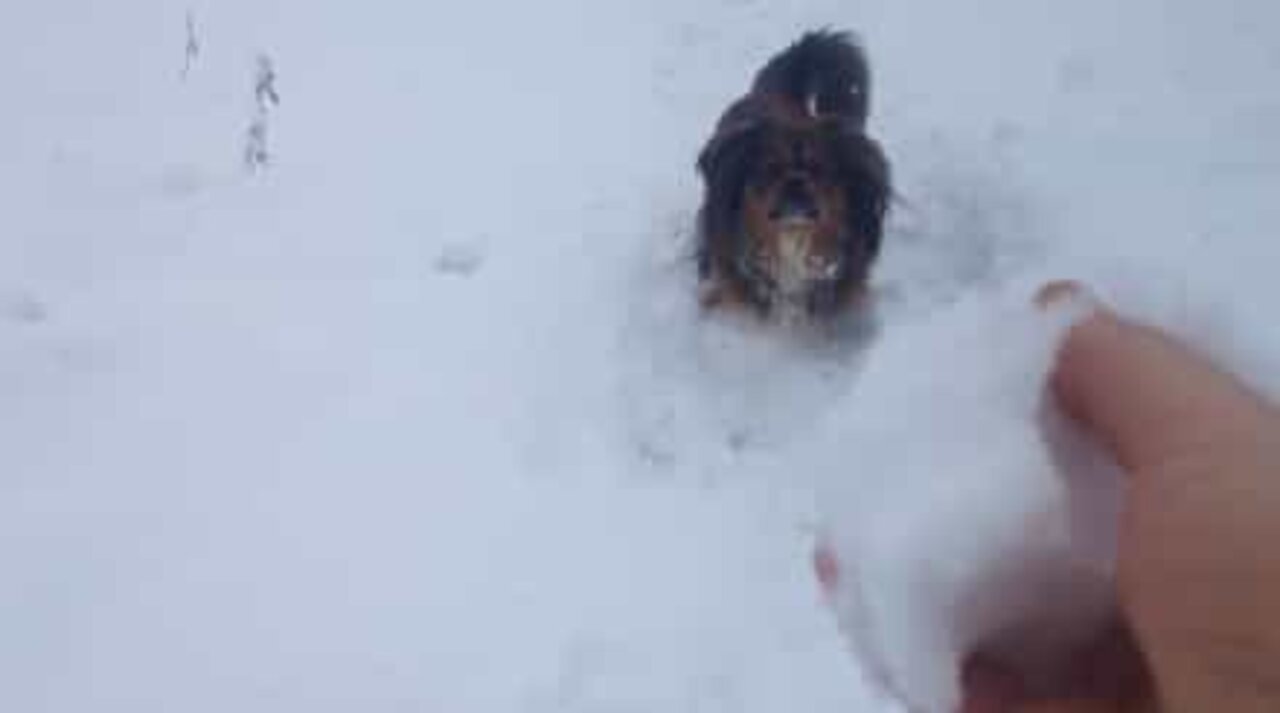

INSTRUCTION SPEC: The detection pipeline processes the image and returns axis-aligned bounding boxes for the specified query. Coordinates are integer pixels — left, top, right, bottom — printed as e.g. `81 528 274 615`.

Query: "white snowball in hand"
813 287 1122 713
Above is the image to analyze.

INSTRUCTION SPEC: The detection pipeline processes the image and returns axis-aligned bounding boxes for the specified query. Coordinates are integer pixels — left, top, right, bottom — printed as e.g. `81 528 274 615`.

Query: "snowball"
810 261 1280 713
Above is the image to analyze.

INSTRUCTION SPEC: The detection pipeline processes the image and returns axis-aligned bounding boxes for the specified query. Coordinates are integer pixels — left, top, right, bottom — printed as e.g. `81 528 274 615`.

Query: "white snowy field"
2 1 1279 711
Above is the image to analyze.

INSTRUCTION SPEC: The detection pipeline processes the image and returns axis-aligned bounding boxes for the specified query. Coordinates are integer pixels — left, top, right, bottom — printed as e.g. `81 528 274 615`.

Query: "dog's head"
698 105 890 318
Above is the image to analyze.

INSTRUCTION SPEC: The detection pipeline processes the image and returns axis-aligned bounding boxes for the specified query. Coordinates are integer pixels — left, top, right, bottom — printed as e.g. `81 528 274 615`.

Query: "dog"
696 31 892 320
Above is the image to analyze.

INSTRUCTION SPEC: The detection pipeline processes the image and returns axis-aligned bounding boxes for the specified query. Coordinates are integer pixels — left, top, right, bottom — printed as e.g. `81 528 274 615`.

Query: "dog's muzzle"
738 225 845 319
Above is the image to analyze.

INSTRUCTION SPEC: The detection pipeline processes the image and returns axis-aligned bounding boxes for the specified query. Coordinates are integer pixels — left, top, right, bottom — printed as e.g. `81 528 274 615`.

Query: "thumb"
1014 702 1133 713
1047 287 1272 473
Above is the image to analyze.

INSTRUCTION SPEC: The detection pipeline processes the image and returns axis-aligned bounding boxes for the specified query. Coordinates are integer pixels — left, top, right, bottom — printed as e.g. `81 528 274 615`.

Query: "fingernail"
1036 280 1085 309
1035 279 1106 320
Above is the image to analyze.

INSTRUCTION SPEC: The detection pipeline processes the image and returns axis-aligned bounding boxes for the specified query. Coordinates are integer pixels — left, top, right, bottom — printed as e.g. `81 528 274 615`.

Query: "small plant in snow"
244 54 280 172
244 119 270 171
181 11 200 79
254 55 281 109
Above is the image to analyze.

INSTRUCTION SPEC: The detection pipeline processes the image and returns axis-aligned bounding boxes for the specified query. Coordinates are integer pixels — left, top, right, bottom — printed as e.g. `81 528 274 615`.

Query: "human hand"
819 283 1280 713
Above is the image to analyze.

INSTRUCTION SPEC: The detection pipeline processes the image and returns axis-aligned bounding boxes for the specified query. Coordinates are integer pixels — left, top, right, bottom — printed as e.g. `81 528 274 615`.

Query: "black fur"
753 29 872 128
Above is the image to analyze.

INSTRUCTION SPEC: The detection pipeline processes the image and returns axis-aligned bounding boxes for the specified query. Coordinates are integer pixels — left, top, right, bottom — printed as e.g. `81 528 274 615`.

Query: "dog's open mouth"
769 178 822 226
776 215 819 233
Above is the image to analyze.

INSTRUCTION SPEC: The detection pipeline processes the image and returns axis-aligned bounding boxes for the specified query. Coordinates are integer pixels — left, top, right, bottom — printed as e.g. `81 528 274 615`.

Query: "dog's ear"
832 126 892 261
696 113 764 283
697 115 763 181
696 117 763 235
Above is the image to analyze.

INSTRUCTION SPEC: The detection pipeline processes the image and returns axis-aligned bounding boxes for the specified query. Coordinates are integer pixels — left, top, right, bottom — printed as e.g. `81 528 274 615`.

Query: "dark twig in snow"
181 11 200 80
244 54 280 172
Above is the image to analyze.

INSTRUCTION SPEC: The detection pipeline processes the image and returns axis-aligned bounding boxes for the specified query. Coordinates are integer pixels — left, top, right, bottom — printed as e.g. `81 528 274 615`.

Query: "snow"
3 1 1280 712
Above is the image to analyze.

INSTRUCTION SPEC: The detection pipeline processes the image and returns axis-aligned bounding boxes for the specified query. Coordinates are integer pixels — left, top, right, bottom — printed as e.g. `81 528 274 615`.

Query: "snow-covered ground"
3 1 1279 711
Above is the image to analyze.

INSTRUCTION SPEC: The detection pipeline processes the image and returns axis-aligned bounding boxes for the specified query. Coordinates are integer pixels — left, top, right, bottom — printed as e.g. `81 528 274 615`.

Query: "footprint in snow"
4 293 48 325
1057 56 1097 93
160 164 211 199
434 243 486 278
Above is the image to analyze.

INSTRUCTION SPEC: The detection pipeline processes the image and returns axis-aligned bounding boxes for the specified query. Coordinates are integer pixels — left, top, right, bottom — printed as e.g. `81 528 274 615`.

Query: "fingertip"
1051 300 1265 472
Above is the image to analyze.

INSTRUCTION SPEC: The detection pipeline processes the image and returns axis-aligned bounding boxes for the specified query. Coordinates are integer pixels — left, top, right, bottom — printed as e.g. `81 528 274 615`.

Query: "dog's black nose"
771 177 819 222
